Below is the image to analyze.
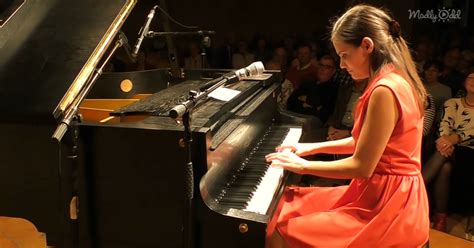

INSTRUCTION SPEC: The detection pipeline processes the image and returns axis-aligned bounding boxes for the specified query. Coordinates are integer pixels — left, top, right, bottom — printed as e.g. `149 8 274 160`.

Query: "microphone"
198 61 265 91
118 31 136 63
169 62 265 119
131 6 157 58
224 61 265 83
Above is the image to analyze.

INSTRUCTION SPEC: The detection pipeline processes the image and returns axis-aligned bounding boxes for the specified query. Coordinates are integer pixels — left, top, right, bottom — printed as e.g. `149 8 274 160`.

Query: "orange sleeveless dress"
267 65 430 247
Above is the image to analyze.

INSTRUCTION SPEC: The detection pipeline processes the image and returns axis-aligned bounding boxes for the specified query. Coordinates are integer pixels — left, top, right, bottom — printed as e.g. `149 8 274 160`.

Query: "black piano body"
0 0 301 247
77 68 296 248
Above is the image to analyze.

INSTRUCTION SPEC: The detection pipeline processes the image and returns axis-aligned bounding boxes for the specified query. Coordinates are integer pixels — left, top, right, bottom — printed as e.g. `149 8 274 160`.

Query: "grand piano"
0 1 302 247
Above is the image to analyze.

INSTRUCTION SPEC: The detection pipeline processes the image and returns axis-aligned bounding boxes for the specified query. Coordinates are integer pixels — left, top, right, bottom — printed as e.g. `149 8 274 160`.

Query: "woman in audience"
422 61 452 159
422 73 474 232
265 5 429 247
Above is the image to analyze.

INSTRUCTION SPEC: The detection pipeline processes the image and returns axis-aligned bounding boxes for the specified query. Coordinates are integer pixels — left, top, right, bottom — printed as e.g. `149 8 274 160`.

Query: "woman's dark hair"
331 4 427 112
423 60 444 72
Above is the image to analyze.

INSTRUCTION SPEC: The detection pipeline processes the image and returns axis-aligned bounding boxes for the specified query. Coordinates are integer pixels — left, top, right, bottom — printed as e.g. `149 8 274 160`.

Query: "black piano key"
240 165 267 171
219 202 246 209
238 176 262 183
232 183 257 191
225 187 254 195
223 194 251 202
235 178 261 185
238 166 267 173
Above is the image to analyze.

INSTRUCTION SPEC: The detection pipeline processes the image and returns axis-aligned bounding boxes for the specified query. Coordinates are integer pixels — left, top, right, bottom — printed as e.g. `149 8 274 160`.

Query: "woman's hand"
275 143 319 157
265 151 309 174
436 135 455 157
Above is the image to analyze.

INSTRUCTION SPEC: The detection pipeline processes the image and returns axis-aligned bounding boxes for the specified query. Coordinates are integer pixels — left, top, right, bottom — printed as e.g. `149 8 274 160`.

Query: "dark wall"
122 0 420 45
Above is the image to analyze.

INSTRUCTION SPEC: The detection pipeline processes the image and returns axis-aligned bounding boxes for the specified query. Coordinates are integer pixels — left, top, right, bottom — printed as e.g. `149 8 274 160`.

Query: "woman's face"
424 65 439 83
333 39 371 80
465 73 474 94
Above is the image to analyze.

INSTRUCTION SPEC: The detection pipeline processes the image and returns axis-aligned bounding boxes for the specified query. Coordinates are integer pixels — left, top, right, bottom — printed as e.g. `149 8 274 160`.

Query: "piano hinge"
69 196 79 220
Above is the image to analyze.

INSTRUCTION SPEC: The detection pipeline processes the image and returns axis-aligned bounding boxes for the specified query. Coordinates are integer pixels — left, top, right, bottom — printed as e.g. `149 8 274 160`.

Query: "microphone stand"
146 31 215 37
200 36 210 68
169 76 231 248
52 33 128 142
156 0 182 80
51 33 130 248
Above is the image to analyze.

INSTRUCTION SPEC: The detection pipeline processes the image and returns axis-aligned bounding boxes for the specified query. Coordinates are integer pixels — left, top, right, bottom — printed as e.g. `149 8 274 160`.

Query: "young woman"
265 5 429 247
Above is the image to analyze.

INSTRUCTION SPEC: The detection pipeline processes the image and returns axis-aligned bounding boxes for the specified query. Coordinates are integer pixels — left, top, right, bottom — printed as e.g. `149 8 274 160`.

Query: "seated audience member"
213 32 237 69
457 49 473 75
424 61 453 119
136 44 170 70
253 36 272 64
422 73 474 232
265 47 288 75
232 41 255 69
290 41 319 69
325 78 367 141
286 55 338 126
277 43 319 109
422 61 452 157
300 76 366 142
414 41 431 73
439 47 465 95
283 36 296 64
423 93 436 138
184 42 208 69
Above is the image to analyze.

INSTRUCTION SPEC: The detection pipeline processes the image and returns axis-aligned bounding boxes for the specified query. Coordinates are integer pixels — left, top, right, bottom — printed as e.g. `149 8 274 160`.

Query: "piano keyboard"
217 126 302 215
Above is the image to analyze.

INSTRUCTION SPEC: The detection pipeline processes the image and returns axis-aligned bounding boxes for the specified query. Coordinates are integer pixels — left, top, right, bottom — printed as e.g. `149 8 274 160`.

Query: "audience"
422 73 474 232
184 42 208 69
277 43 319 109
422 61 453 157
265 47 288 75
253 36 272 64
424 61 453 119
439 47 465 95
300 77 366 143
232 41 255 69
414 41 431 73
286 55 338 126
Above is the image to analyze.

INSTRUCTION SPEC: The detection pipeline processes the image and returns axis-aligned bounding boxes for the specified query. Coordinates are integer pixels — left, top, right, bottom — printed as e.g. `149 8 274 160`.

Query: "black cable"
154 5 199 29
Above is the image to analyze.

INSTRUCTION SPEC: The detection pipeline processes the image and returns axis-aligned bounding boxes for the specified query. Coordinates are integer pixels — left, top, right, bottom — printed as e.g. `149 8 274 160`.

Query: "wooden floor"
429 229 473 248
2 216 473 247
447 214 474 240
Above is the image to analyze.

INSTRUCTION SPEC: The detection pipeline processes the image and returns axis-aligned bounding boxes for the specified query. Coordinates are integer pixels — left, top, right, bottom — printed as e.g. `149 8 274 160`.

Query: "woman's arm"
423 94 435 137
436 99 460 156
277 137 355 157
268 85 399 179
438 99 456 137
311 137 355 154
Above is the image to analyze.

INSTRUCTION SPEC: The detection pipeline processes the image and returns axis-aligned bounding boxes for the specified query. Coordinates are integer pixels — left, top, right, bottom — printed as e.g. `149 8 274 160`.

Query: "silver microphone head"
235 61 265 80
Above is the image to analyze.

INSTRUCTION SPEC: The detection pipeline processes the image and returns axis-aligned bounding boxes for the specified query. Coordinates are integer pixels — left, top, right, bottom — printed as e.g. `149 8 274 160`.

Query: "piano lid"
0 0 136 123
